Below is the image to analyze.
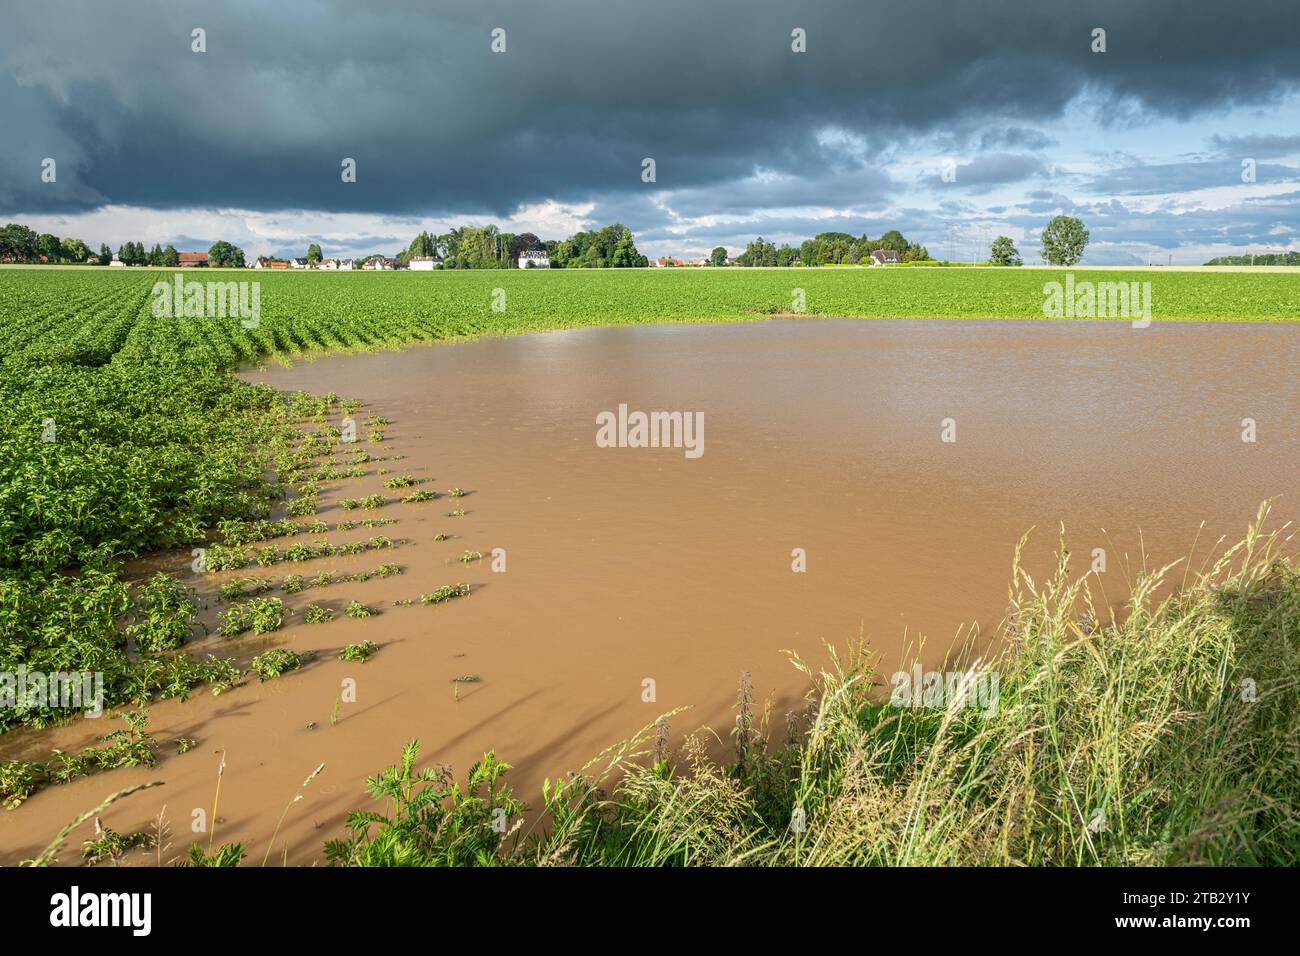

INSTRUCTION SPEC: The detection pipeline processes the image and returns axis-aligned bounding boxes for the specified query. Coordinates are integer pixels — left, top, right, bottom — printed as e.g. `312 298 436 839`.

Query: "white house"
408 255 443 271
870 249 902 266
518 250 549 269
290 257 309 269
336 259 355 271
109 255 125 267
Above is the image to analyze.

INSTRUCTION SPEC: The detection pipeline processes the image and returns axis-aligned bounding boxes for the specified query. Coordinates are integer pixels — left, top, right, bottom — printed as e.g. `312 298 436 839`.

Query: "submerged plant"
340 640 378 663
420 583 471 605
345 601 375 619
219 576 275 601
218 597 287 637
1 712 158 810
251 648 302 682
303 604 335 624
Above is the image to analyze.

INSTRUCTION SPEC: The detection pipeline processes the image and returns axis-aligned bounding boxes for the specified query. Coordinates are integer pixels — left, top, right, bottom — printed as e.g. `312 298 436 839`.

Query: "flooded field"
3 316 1297 865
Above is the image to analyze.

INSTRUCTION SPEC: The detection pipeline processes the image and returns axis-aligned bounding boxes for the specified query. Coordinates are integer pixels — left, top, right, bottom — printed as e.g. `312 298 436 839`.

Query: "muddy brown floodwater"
3 317 1298 865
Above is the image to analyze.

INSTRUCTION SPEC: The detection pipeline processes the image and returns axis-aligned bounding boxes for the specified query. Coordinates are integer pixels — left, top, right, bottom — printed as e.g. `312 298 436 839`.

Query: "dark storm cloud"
3 0 1300 217
1209 133 1300 159
978 127 1058 152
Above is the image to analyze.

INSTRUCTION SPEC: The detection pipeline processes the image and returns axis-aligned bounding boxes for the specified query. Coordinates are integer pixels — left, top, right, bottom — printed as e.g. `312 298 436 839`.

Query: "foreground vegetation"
316 508 1296 866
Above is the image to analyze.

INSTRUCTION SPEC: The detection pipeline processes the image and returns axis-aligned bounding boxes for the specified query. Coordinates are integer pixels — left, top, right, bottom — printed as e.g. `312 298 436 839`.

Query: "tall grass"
330 504 1297 867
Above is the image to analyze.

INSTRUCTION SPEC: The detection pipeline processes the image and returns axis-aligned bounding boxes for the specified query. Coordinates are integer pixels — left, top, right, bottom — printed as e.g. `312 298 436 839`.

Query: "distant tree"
1041 215 1089 266
37 233 61 262
510 232 541 258
878 230 908 254
98 243 112 265
1 223 39 261
306 243 323 263
902 242 931 262
776 244 800 267
738 236 777 267
208 240 245 268
402 231 437 263
495 232 517 267
814 231 853 264
990 236 1022 266
60 237 90 262
162 245 179 267
149 243 164 266
709 246 728 266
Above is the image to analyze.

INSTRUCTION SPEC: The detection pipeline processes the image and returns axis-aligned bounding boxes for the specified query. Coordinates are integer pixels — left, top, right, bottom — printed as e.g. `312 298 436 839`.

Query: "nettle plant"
323 740 524 866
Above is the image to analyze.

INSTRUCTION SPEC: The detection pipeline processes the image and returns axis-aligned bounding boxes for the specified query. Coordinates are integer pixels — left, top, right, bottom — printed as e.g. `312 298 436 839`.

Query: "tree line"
724 230 931 267
1 223 104 264
1203 251 1300 266
400 223 649 269
1 221 246 267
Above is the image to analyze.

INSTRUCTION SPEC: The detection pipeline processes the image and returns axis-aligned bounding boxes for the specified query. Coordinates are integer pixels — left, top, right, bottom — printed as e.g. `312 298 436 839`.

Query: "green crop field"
1 267 1295 372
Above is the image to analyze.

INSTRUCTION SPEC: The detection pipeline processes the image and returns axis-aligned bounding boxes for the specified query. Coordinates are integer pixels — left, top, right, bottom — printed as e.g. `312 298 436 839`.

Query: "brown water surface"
2 318 1297 865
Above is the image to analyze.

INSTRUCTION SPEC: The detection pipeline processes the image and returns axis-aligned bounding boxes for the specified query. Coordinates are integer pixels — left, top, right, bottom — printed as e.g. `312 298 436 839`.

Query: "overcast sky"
3 0 1298 263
